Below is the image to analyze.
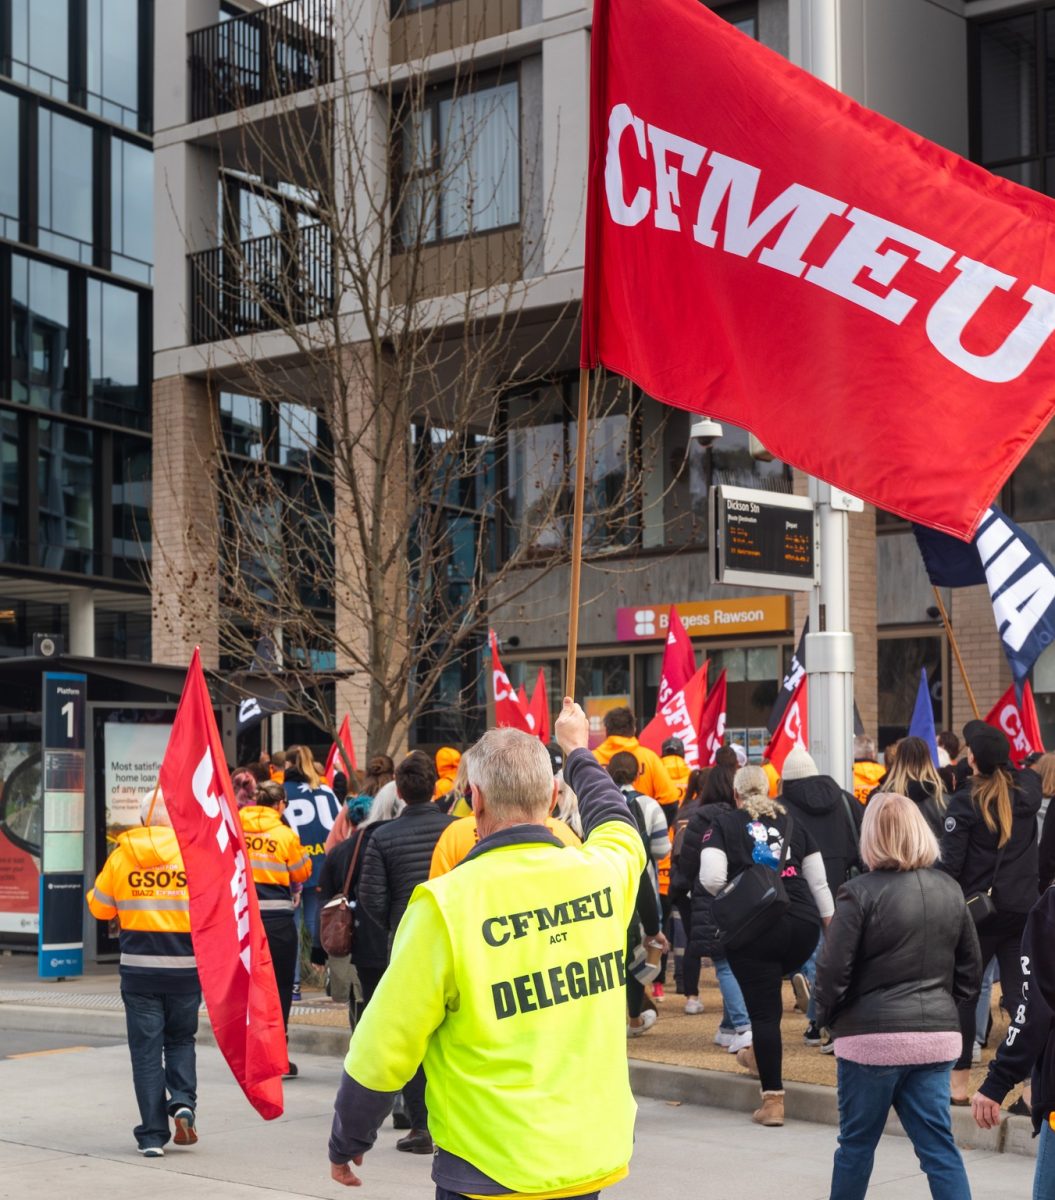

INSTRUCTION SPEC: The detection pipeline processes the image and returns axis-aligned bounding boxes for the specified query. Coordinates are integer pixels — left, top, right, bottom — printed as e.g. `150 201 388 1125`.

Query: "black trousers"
955 909 1028 1071
350 964 385 1030
727 913 820 1093
263 915 298 1033
360 959 429 1130
674 895 701 996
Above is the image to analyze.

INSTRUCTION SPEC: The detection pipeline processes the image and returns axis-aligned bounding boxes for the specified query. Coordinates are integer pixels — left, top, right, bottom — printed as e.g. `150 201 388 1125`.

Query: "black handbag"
965 841 1007 928
712 813 793 952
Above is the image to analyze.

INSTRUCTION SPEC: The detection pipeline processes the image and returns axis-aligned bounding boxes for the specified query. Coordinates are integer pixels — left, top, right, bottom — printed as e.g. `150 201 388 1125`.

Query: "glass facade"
0 2 153 651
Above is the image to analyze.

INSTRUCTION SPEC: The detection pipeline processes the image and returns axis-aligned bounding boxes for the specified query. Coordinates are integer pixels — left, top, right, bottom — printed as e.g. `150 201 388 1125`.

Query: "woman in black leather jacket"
815 791 981 1199
939 721 1041 1103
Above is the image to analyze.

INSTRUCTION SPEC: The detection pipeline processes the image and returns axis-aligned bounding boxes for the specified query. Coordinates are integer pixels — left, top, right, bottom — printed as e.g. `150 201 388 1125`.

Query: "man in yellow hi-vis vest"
327 699 646 1198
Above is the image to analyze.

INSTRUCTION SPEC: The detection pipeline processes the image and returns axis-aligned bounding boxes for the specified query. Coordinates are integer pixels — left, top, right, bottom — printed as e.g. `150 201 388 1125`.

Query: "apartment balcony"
188 222 334 344
188 0 334 122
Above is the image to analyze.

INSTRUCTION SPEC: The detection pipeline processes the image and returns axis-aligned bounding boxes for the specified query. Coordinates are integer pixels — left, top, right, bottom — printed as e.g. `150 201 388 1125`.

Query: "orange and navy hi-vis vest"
87 825 198 993
239 805 312 918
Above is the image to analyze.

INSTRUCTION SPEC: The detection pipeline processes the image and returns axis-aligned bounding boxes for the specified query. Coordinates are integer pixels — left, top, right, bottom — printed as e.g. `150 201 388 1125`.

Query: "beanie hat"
963 720 1010 776
661 737 685 757
730 743 748 768
781 744 819 782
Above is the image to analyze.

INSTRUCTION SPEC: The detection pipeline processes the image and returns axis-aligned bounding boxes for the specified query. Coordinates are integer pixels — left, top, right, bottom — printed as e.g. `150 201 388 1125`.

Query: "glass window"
278 403 319 468
95 609 150 659
506 384 567 554
0 91 20 238
11 255 72 414
87 279 146 429
574 656 632 749
239 187 285 241
1033 641 1055 750
37 420 94 573
877 636 943 751
111 435 151 580
978 16 1037 166
0 411 20 562
1010 420 1055 521
219 392 264 458
8 0 69 99
709 423 790 492
111 138 153 282
711 2 757 39
86 0 141 129
38 110 94 263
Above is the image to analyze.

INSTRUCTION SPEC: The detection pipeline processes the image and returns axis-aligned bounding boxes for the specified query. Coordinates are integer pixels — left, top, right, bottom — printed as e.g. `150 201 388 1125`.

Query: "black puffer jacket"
781 774 862 897
356 804 455 936
939 768 1042 914
674 801 734 958
815 868 981 1038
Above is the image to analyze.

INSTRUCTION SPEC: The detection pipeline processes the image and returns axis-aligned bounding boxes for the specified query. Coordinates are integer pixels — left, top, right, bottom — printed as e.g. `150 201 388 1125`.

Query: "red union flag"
986 682 1044 767
159 649 287 1119
489 630 533 733
324 714 357 785
766 677 809 774
582 0 1055 539
656 606 697 714
640 662 709 768
698 670 728 768
527 669 552 744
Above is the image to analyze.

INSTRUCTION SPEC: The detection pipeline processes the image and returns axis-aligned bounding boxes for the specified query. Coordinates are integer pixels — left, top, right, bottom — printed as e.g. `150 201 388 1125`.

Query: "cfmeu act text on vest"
482 886 626 1019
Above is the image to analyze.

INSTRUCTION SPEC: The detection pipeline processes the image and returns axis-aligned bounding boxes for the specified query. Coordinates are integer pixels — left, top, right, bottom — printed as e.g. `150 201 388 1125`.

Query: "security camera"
690 416 724 447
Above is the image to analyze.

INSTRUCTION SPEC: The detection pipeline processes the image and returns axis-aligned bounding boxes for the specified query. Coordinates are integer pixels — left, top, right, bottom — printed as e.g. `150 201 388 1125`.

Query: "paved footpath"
0 1037 1037 1199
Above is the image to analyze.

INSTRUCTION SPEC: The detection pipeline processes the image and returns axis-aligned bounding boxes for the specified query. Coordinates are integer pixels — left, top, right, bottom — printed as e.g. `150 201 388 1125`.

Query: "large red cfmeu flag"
582 0 1055 539
158 649 287 1119
324 714 357 786
766 677 809 774
656 606 697 714
699 670 728 768
640 661 709 768
488 630 533 734
986 682 1045 767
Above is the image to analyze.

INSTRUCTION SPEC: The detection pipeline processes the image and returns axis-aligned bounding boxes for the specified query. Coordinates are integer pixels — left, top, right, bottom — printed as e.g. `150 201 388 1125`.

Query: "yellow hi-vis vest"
344 819 645 1196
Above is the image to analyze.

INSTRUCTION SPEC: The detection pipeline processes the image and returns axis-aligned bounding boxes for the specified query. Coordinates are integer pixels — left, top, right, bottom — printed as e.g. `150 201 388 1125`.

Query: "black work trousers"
263 915 298 1033
727 913 820 1093
955 909 1028 1071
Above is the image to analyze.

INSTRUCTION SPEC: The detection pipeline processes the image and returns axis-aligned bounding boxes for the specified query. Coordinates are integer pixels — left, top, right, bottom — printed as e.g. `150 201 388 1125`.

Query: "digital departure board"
711 486 819 592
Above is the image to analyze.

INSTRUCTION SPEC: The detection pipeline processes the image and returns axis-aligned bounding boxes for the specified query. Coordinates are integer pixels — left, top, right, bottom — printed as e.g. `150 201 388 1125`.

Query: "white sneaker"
627 1009 658 1037
138 1147 164 1158
713 1028 735 1048
684 996 704 1015
728 1029 753 1054
972 1041 982 1064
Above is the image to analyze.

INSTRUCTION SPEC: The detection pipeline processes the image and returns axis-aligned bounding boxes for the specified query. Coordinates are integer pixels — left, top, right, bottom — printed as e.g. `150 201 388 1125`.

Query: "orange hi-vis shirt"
661 754 691 804
430 816 581 878
593 736 679 807
240 805 312 916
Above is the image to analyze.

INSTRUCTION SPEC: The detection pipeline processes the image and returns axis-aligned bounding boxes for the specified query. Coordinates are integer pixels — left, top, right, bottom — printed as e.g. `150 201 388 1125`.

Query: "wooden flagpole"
566 368 591 695
144 779 162 827
932 585 980 720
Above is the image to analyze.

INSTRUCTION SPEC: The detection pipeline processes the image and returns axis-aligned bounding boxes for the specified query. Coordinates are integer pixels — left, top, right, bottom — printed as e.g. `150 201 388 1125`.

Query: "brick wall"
946 584 1010 730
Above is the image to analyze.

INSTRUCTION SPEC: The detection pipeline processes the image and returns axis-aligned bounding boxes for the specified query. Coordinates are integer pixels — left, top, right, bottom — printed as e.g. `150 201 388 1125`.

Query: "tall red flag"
582 0 1055 538
488 631 533 733
158 650 287 1119
986 684 1043 767
698 670 728 768
640 662 710 769
527 669 551 744
765 676 809 774
324 714 358 785
656 607 697 714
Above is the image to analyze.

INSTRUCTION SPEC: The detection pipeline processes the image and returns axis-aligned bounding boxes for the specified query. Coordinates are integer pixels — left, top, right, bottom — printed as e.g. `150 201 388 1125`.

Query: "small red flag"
489 631 533 733
1022 682 1045 757
527 669 551 744
640 662 710 768
324 714 357 785
698 670 729 768
158 649 287 1119
986 684 1043 766
656 607 697 715
766 677 809 774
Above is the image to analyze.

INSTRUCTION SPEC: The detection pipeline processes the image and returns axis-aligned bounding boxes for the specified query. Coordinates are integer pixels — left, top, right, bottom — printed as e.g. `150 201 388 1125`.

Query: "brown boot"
736 1044 758 1077
752 1090 785 1127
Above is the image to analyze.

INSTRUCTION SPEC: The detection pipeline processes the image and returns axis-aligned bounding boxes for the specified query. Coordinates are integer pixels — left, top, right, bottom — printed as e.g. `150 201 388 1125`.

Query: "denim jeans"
1034 1117 1055 1200
831 1059 970 1200
293 885 322 987
801 931 824 1024
121 988 200 1149
713 956 750 1031
974 956 999 1046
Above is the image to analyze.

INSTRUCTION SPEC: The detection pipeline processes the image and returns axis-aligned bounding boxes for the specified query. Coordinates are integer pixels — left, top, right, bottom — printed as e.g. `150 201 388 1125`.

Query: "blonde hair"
972 769 1013 848
735 764 785 821
1033 752 1055 799
467 728 553 822
859 791 939 871
885 736 946 813
287 744 322 789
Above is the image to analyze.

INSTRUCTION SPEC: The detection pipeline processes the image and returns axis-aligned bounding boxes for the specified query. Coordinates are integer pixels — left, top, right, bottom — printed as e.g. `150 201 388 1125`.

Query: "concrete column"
541 28 589 276
154 0 219 133
67 590 95 657
151 373 220 667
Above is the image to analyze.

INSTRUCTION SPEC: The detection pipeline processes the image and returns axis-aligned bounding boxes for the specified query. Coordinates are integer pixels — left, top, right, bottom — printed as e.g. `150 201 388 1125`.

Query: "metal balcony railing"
188 0 334 121
189 222 334 344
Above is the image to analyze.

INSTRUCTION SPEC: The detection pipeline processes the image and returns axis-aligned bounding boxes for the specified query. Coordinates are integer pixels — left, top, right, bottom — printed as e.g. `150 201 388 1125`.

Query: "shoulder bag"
965 841 1008 928
319 828 365 957
712 813 793 952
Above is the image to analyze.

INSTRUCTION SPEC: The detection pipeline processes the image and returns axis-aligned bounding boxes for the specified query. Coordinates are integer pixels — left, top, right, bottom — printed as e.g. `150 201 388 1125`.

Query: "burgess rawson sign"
616 596 791 643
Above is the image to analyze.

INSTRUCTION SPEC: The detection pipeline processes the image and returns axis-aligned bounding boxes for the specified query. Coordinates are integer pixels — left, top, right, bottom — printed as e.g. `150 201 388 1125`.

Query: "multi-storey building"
152 0 1055 761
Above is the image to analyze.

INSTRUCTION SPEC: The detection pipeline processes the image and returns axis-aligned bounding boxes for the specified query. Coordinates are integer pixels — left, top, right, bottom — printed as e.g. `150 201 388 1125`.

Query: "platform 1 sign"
711 485 819 592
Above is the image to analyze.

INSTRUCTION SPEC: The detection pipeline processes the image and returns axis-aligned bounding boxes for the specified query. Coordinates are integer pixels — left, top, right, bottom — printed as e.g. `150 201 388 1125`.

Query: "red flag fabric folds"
656 607 697 714
582 0 1055 538
324 714 357 785
158 649 287 1119
489 631 533 733
986 683 1044 767
698 670 728 768
527 669 552 744
640 662 709 768
766 677 809 774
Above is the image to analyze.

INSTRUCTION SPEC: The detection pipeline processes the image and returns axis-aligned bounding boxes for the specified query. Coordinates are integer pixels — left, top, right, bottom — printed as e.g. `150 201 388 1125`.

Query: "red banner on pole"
324 714 358 785
489 631 533 733
986 683 1044 767
640 662 709 768
698 670 728 768
527 669 552 744
158 649 287 1119
582 0 1055 538
766 677 809 774
656 606 697 714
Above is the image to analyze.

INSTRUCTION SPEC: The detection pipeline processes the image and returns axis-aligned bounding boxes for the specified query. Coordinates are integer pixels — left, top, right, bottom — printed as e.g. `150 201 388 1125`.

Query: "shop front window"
573 655 631 748
877 635 943 752
710 644 781 755
37 419 94 573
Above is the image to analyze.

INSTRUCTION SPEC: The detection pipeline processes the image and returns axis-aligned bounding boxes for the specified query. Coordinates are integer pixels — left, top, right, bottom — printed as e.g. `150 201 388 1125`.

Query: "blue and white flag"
913 507 1055 684
907 668 939 766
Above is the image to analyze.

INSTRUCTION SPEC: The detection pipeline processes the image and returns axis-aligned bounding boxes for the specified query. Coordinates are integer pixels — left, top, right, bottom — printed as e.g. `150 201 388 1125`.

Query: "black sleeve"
813 885 865 1031
676 813 705 892
636 871 660 936
564 748 636 837
318 845 346 906
1039 807 1055 891
329 1072 397 1163
356 838 389 930
951 903 983 1008
938 792 972 882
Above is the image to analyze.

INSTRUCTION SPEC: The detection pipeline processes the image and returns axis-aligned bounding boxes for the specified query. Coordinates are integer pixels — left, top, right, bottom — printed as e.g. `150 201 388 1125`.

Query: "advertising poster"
584 695 632 749
104 723 172 846
0 742 41 936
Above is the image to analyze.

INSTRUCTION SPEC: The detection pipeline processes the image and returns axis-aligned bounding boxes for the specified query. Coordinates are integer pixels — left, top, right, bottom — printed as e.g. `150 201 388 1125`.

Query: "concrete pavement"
0 1039 1039 1199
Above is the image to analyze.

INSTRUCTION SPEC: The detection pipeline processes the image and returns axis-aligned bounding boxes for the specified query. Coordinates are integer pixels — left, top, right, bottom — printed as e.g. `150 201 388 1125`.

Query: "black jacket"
674 801 734 958
357 804 455 935
781 774 862 897
868 777 947 840
979 886 1055 1134
815 868 981 1038
939 768 1042 914
1037 796 1055 891
319 823 390 969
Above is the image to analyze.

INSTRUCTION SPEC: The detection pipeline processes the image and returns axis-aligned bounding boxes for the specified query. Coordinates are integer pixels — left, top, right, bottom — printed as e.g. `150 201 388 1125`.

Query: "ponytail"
972 768 1013 847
